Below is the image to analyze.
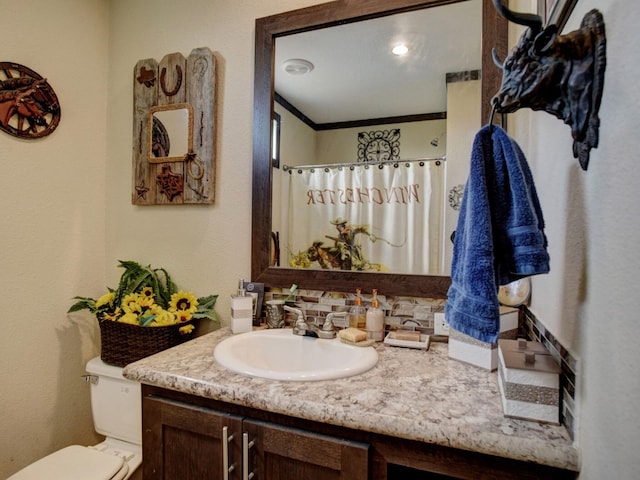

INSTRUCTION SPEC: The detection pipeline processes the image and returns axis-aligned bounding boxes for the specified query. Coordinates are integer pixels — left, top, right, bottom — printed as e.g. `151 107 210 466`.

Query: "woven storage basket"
98 317 199 367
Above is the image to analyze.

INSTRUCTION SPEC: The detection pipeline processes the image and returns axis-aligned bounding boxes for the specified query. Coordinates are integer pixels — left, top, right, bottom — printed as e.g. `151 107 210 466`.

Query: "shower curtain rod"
282 155 446 172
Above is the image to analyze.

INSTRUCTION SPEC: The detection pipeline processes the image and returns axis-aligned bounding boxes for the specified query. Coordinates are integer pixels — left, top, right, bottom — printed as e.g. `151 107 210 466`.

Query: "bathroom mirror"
148 104 193 163
252 0 507 297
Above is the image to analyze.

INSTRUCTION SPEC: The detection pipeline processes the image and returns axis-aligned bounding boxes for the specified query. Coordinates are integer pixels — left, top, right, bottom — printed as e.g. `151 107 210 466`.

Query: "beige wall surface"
1 0 639 478
0 0 109 476
0 0 319 476
511 0 640 477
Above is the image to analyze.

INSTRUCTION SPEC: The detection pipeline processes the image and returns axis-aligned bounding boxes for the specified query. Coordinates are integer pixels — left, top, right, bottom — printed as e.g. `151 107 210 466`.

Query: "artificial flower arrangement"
69 260 218 366
69 260 219 333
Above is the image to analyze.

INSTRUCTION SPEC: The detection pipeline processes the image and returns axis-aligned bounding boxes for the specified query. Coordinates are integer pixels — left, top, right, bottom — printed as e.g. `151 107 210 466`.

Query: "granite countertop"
123 327 579 472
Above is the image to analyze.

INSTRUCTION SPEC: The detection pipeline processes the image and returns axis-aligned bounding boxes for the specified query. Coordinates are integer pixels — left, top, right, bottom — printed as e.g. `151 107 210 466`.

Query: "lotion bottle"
349 288 366 329
230 279 253 334
365 289 385 341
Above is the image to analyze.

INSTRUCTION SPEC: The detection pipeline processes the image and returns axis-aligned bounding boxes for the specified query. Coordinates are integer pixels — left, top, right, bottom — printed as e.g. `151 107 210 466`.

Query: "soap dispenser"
365 289 384 341
349 288 366 329
230 279 253 334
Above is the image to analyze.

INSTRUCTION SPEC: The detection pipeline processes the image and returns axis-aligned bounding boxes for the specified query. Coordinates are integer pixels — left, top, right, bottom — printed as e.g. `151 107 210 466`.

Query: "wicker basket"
98 318 199 367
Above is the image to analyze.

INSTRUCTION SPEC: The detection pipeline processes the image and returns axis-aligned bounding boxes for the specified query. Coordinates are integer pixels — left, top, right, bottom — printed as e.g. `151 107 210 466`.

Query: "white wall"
0 0 320 477
0 0 109 476
316 119 446 164
443 78 480 272
511 0 640 477
1 0 639 478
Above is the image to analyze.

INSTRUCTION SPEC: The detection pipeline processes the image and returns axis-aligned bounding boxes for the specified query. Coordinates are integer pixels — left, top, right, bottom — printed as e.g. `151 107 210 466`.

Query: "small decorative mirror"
148 104 193 163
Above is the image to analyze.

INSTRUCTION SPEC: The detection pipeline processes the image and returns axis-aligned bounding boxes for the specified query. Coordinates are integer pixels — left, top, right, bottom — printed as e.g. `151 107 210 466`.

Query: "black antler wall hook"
491 0 606 170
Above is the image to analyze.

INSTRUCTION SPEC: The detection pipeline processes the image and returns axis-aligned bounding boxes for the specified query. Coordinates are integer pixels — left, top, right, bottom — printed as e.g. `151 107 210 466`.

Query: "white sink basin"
214 329 378 381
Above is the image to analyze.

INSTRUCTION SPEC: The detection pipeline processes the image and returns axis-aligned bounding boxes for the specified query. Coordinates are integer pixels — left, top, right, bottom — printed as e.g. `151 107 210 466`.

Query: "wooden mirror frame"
252 0 507 297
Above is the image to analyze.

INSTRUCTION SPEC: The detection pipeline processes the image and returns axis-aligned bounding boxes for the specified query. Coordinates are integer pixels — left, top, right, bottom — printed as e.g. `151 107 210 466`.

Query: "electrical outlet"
434 313 449 336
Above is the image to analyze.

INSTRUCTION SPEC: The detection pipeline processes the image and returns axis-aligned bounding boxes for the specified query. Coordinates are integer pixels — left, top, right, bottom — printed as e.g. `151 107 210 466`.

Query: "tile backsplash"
263 288 576 440
265 288 445 330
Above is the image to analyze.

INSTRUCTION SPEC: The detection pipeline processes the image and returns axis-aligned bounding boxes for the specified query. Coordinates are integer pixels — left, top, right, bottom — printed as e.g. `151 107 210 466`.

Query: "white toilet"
9 357 143 480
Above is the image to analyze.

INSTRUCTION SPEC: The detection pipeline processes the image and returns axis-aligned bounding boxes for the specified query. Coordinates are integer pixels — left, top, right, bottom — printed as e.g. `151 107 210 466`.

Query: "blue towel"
445 125 550 343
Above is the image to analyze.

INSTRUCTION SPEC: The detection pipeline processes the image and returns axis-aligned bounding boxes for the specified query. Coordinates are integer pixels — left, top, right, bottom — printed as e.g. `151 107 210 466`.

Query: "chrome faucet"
284 306 345 339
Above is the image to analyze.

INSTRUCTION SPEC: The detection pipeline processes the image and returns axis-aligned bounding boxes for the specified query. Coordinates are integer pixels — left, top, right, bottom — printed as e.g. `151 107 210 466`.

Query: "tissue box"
448 306 518 371
497 339 560 424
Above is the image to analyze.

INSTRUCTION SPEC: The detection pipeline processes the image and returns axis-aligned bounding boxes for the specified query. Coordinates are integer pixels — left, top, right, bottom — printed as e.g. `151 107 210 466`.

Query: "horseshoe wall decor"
160 65 183 97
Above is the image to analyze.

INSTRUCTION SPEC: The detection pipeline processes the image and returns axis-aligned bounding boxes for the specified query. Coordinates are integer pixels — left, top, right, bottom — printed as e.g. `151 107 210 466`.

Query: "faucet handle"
283 305 305 326
324 312 347 331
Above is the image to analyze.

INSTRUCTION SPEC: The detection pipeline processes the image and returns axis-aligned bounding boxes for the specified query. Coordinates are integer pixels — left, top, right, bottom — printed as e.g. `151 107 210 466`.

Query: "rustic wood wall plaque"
132 47 216 205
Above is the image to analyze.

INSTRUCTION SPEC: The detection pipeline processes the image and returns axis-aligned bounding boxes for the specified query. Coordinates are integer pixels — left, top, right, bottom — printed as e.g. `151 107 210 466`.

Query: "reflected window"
272 112 281 168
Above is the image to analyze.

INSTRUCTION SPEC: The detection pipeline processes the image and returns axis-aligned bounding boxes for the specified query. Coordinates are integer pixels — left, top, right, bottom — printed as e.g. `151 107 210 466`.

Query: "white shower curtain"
285 161 443 274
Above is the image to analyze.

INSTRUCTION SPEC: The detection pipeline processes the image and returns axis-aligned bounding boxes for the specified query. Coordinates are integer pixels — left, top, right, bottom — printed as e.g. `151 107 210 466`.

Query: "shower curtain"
284 161 443 274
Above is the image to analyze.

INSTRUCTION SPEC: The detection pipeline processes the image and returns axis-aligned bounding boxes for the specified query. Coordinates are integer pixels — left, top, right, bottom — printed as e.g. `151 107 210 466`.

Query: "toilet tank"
85 357 142 445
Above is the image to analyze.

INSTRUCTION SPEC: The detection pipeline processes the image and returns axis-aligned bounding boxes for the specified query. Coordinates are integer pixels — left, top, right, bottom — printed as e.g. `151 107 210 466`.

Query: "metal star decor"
156 165 184 202
135 181 150 200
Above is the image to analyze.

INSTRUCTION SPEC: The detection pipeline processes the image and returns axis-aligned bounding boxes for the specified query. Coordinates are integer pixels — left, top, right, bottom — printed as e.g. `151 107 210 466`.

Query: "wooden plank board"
132 58 158 205
185 47 216 204
153 52 187 205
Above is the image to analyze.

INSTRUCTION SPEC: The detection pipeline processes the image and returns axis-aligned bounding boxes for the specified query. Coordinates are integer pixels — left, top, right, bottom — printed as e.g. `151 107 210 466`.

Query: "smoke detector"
282 58 314 75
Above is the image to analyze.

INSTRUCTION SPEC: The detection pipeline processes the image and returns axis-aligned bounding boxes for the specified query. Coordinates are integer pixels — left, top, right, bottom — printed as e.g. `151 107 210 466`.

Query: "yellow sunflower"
169 291 198 315
137 288 156 308
151 309 176 326
119 312 139 325
101 307 122 321
289 252 311 268
122 293 143 314
179 324 195 334
174 309 193 322
95 292 115 309
140 287 154 299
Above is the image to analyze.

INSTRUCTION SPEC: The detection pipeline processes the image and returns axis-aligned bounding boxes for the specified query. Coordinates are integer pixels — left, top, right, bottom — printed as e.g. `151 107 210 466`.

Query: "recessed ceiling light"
392 44 409 56
282 58 314 75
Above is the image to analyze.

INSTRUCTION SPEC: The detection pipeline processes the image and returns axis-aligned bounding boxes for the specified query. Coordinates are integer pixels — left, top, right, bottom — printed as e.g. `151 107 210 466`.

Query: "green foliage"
111 260 177 309
67 297 97 313
67 260 219 327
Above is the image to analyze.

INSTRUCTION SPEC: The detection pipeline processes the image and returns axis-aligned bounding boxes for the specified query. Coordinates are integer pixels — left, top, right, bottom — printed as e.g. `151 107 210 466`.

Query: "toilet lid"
9 445 126 480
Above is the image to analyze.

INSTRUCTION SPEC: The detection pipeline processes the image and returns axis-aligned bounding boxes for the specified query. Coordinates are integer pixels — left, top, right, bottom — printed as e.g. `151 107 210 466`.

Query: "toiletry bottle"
230 279 253 334
365 289 385 341
349 288 366 329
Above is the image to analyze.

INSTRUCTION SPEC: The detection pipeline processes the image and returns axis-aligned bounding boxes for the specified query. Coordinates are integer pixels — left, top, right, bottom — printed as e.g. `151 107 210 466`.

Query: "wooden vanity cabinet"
141 385 576 480
142 394 243 479
142 386 368 480
244 418 368 480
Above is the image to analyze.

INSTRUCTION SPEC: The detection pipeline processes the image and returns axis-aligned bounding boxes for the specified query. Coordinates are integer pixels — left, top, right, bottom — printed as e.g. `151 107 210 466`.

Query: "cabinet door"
143 395 243 480
243 418 369 480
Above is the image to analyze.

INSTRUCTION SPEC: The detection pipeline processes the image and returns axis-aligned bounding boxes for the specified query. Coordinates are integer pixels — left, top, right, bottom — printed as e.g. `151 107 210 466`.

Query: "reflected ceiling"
274 0 481 125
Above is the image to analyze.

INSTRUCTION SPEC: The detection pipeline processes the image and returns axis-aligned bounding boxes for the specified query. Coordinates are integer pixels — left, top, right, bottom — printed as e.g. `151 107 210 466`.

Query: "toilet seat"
8 445 128 480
